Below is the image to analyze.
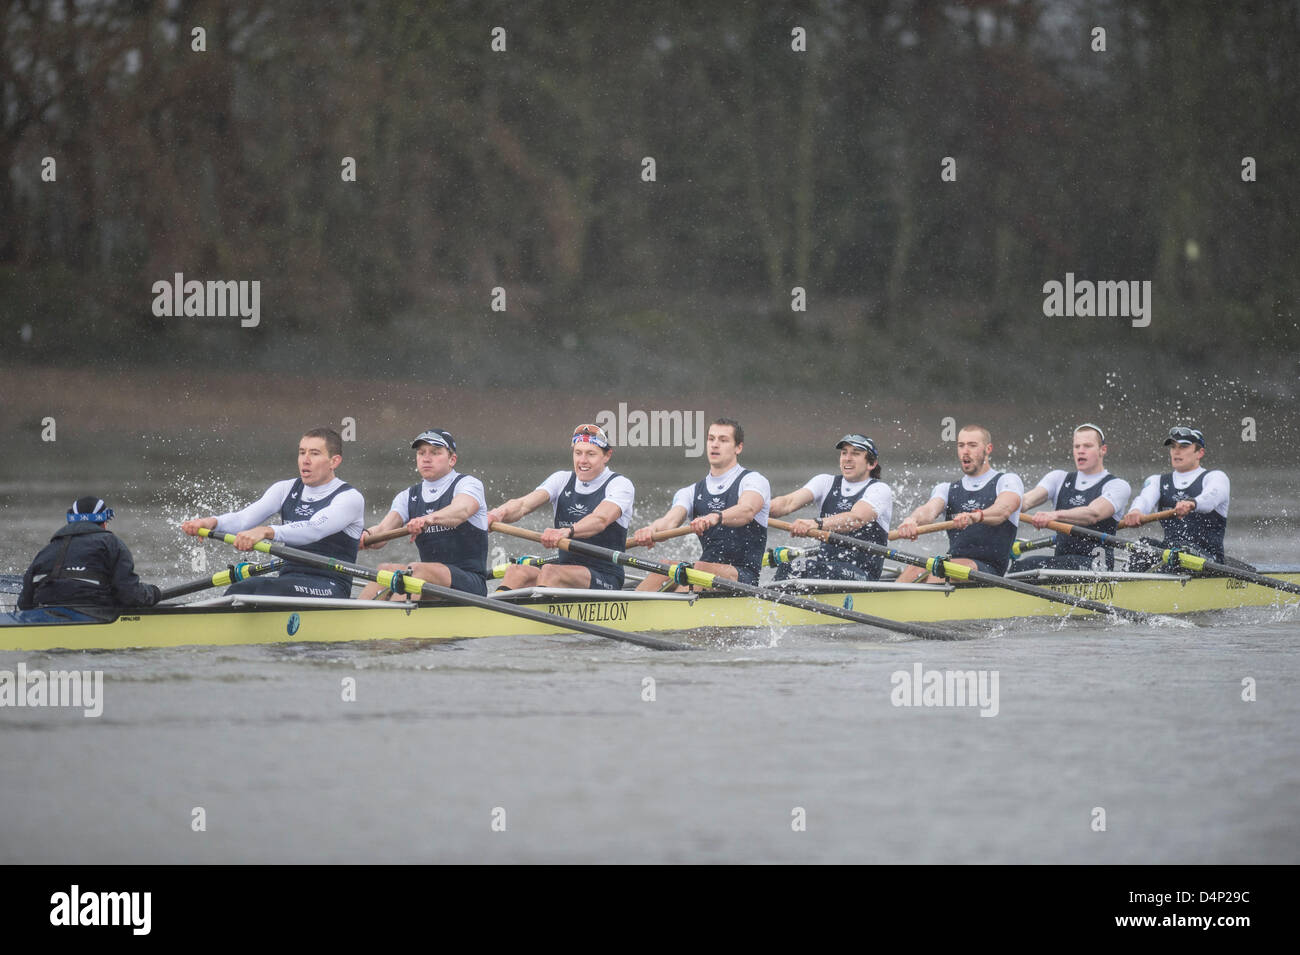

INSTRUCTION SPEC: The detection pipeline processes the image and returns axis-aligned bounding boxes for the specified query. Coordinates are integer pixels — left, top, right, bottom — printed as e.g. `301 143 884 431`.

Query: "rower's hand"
406 516 430 540
486 507 508 525
234 526 274 551
951 512 976 530
632 526 657 548
790 518 819 537
360 527 382 550
1120 511 1143 528
1029 511 1057 530
181 517 217 537
1173 500 1196 518
541 526 572 548
690 512 723 535
897 518 920 540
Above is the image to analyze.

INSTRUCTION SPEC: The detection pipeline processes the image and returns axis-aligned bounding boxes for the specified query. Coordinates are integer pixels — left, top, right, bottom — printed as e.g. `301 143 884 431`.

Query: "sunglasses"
572 424 610 449
1165 426 1204 447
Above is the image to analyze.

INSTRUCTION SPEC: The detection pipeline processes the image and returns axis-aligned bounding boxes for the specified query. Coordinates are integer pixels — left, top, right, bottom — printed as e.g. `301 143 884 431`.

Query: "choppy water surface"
2 457 1297 863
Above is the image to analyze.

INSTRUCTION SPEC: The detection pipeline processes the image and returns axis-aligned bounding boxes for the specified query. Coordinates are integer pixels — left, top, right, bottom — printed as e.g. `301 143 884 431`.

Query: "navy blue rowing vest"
1053 472 1119 565
695 469 767 580
408 474 488 578
945 472 1018 574
1157 470 1227 562
554 471 627 586
822 476 887 577
280 479 359 586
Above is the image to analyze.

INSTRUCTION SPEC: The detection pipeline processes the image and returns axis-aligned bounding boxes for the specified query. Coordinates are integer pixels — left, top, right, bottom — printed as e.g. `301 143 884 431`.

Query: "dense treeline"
2 0 1297 376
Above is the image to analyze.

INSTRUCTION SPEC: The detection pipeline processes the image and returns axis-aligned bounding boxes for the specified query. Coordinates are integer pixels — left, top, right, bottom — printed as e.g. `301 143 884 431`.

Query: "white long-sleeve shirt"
214 478 365 546
1127 467 1230 517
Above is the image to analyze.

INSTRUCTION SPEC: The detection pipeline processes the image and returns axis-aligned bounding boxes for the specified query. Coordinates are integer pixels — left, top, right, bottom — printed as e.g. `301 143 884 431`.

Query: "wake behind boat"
3 568 1297 653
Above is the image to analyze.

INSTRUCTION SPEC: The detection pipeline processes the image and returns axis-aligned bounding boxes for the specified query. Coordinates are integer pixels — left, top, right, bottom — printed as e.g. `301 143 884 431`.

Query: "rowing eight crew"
18 420 1233 611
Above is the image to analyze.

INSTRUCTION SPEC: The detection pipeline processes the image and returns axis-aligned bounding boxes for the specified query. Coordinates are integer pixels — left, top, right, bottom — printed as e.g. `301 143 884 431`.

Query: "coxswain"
19 496 162 610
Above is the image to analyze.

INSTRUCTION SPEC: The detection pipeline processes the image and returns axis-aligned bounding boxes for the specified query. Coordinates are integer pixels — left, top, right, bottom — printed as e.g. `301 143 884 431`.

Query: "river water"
1 454 1297 863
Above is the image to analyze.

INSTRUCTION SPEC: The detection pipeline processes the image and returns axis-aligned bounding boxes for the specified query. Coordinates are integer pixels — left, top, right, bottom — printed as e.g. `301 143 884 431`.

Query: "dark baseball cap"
1164 426 1206 449
836 433 879 457
411 429 456 452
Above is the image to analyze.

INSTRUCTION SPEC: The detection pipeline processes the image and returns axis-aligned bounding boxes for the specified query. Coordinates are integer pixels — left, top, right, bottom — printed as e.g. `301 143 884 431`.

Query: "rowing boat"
2 568 1297 652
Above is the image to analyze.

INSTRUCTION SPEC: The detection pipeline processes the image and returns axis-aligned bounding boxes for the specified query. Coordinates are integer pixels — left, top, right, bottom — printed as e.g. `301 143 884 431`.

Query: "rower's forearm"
371 512 403 533
570 514 611 538
822 511 867 533
1050 505 1099 526
980 508 1015 526
721 505 759 527
1020 488 1049 511
494 499 526 523
653 512 683 534
907 505 940 525
435 499 477 526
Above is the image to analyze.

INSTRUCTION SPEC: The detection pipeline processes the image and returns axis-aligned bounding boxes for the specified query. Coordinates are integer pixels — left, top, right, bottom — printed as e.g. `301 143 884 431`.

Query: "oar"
490 555 557 578
764 545 816 567
1010 509 1170 560
196 529 692 652
789 519 959 540
769 518 1158 623
890 520 956 540
157 559 286 601
1040 513 1300 597
490 522 967 642
625 524 699 550
361 526 419 547
1011 538 1055 558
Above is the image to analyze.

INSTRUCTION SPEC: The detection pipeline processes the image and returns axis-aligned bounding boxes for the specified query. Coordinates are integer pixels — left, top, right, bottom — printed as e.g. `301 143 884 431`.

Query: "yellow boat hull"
2 571 1297 652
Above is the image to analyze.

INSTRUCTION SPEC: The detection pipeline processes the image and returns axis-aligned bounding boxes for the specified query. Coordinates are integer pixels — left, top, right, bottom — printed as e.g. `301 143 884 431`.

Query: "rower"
768 432 893 581
896 424 1023 581
632 418 770 590
18 496 162 610
357 429 489 599
1016 423 1131 570
486 424 635 591
1120 426 1230 569
180 428 364 598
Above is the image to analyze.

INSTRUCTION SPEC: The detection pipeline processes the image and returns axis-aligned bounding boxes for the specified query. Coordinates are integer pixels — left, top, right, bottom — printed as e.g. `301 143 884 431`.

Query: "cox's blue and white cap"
1164 426 1206 449
67 496 113 523
412 429 456 452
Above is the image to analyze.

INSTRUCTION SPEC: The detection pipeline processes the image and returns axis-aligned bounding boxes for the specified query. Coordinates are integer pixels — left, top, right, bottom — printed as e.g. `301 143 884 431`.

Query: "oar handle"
624 524 700 549
1044 508 1176 536
361 526 414 547
769 517 953 540
492 522 551 546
